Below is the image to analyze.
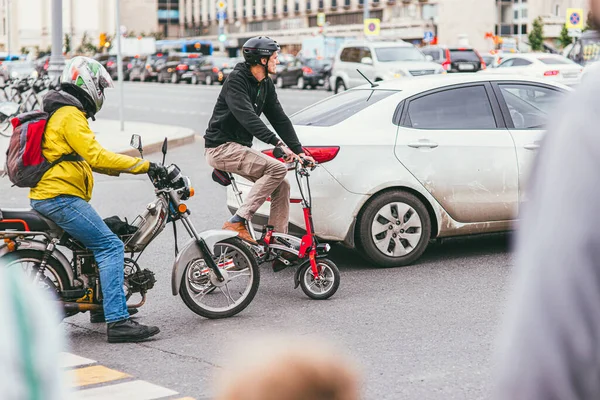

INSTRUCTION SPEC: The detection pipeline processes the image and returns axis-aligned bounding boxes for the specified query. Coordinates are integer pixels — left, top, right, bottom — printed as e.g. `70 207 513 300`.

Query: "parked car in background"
34 55 50 77
195 56 241 85
229 74 568 267
329 41 444 94
156 54 203 84
566 29 600 66
421 46 486 73
272 57 304 88
299 58 334 90
137 53 168 82
481 53 583 86
105 56 132 80
127 56 148 81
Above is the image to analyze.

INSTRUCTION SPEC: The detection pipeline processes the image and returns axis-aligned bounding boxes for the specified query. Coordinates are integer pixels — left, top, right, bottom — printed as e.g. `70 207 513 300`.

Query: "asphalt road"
0 82 514 399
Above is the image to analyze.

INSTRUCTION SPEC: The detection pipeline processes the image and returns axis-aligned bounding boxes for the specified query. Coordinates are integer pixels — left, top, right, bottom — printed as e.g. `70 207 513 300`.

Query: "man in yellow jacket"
30 57 163 343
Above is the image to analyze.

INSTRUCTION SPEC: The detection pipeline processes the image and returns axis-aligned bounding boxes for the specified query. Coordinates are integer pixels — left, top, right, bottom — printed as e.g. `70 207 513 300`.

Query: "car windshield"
290 89 397 127
375 47 425 62
8 62 34 71
538 57 573 65
449 50 480 62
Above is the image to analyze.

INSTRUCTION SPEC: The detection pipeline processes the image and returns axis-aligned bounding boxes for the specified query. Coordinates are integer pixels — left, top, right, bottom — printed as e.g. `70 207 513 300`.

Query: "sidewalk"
0 119 196 173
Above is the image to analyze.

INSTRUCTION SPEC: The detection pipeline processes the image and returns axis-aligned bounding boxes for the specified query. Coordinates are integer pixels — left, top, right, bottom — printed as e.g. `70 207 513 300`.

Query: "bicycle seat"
0 208 61 232
212 169 232 186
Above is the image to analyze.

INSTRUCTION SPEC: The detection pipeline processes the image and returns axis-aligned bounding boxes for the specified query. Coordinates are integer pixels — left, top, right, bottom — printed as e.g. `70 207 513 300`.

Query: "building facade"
0 0 159 55
178 0 590 51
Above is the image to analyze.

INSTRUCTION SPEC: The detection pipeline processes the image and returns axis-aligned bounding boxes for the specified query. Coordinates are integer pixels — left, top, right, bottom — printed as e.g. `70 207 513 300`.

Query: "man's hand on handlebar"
298 153 316 168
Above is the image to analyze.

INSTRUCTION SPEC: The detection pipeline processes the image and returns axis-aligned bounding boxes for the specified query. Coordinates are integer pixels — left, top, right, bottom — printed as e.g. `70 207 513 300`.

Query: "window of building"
308 10 382 26
295 0 300 12
307 0 311 10
555 4 560 16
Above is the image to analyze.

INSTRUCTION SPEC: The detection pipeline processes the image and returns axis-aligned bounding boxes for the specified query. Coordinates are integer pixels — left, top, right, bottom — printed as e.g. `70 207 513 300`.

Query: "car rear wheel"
205 75 213 85
334 79 346 94
276 77 284 88
171 73 179 84
297 76 305 89
357 190 431 267
191 75 198 85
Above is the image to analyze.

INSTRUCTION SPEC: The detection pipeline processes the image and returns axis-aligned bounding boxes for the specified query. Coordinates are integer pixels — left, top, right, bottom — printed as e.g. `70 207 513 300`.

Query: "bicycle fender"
171 230 238 296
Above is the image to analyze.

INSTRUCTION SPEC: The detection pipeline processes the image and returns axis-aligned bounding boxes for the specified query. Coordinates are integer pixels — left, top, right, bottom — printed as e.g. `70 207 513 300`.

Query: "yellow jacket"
29 106 149 201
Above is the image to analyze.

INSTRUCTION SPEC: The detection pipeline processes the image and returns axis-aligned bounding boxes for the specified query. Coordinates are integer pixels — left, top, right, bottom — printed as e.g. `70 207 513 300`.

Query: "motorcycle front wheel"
179 237 260 319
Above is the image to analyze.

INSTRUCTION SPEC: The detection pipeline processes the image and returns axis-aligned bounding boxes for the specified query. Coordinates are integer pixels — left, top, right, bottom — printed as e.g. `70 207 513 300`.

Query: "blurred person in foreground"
494 2 600 398
0 261 67 399
215 336 359 400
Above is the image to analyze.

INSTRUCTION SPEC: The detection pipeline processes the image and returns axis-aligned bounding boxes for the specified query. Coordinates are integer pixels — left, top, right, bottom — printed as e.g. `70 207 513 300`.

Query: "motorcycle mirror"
130 134 144 158
161 137 168 165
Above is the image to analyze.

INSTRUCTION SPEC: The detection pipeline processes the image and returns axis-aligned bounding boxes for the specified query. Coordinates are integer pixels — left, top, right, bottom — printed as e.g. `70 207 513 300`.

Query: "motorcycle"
0 135 260 319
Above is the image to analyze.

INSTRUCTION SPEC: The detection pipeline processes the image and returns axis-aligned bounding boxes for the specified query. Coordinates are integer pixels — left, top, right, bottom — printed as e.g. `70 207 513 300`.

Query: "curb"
118 132 197 157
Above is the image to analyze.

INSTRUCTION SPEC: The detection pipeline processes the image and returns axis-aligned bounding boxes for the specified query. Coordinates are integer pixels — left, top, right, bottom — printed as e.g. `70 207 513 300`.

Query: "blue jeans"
31 195 129 323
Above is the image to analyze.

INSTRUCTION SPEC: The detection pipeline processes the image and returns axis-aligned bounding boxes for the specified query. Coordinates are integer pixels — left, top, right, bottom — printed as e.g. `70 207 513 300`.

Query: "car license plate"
458 64 475 71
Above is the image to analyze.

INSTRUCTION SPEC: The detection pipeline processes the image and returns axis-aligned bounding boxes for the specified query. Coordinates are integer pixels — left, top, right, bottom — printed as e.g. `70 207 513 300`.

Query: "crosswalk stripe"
61 352 194 399
68 365 131 387
59 352 96 369
70 380 179 400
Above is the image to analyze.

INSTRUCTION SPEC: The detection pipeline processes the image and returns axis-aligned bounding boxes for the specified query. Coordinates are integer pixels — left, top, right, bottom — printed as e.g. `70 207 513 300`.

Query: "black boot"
90 308 139 323
107 319 160 343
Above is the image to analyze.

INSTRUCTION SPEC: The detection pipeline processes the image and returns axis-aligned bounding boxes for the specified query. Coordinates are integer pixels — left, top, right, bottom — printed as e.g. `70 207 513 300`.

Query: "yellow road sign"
566 8 584 30
364 18 380 36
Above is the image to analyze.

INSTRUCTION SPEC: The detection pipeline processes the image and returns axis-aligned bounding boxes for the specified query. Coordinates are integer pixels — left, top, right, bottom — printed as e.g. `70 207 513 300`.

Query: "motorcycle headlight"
31 70 38 78
10 71 18 78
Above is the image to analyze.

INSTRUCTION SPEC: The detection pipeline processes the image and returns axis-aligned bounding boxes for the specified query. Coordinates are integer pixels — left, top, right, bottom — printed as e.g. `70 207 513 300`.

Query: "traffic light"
99 33 107 48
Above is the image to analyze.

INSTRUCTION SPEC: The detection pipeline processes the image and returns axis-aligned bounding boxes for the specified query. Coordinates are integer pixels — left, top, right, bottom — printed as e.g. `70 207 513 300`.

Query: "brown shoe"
222 221 257 244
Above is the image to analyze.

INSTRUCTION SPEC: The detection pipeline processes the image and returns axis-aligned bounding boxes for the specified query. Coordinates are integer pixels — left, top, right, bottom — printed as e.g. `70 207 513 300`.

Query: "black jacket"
204 62 303 154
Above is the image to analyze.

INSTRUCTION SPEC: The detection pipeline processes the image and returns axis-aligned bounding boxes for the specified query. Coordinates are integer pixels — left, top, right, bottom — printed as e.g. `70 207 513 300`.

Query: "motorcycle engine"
127 269 157 293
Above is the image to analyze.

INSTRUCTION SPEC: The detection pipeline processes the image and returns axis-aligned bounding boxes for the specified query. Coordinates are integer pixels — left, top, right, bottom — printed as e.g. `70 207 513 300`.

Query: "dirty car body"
227 74 569 266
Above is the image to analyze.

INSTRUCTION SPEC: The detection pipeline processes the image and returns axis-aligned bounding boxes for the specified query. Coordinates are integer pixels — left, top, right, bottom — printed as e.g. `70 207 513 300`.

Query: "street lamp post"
48 0 65 78
363 0 369 24
6 0 11 57
115 0 124 131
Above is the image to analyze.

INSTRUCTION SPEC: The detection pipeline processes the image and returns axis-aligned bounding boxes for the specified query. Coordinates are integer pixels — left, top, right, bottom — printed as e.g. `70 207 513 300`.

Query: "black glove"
148 162 167 179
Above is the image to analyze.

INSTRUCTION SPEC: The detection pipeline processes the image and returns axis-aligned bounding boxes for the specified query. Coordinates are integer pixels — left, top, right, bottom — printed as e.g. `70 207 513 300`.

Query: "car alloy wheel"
357 190 431 267
277 77 284 88
297 76 304 89
206 75 213 85
171 73 179 84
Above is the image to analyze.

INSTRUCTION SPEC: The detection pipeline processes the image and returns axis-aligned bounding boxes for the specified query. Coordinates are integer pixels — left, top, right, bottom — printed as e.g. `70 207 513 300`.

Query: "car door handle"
524 143 540 150
408 141 439 149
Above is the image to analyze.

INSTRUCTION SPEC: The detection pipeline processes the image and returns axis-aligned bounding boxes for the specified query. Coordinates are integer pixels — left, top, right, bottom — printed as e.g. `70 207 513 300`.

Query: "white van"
329 41 445 93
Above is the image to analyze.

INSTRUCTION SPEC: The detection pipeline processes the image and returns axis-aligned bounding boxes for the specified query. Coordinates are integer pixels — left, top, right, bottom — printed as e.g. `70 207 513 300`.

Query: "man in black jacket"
204 36 313 246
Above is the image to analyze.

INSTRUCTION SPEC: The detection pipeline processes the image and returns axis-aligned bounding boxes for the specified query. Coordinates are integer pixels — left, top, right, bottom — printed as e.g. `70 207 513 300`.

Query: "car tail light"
127 63 133 69
176 64 188 71
442 60 451 71
262 146 340 164
302 66 313 74
212 67 219 73
544 70 559 76
107 61 115 67
146 65 152 70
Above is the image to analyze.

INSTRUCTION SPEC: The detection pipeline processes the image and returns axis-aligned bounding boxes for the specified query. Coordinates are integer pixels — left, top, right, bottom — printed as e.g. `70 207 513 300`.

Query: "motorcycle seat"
212 169 233 186
0 208 60 232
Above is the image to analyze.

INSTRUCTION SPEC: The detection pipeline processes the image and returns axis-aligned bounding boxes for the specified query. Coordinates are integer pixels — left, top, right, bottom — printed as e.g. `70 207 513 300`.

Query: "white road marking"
59 352 97 369
70 380 178 400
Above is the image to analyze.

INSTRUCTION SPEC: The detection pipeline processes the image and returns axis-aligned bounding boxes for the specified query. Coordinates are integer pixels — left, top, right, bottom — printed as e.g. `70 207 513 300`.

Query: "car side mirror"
425 55 434 62
130 134 143 158
361 57 373 65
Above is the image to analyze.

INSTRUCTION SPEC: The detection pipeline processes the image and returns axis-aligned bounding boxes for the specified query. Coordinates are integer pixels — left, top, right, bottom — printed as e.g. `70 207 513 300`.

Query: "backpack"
4 110 82 188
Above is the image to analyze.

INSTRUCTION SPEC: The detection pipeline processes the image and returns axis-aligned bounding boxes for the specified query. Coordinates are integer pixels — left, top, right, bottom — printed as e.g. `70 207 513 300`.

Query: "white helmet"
60 56 114 115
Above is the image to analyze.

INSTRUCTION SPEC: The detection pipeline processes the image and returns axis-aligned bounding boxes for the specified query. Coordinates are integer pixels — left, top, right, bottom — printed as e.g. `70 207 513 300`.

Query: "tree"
528 17 544 51
20 46 28 55
76 31 98 55
149 31 165 40
558 24 572 48
64 33 71 54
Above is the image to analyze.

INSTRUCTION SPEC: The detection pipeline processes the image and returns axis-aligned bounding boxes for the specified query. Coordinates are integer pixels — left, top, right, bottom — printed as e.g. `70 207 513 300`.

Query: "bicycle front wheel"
179 237 260 319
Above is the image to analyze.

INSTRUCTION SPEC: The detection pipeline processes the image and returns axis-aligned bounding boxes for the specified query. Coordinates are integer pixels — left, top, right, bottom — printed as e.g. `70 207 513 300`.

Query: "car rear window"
449 50 480 62
290 90 397 127
538 57 572 65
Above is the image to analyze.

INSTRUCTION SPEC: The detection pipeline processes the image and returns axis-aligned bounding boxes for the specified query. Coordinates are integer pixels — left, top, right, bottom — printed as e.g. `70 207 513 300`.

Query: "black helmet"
242 36 280 65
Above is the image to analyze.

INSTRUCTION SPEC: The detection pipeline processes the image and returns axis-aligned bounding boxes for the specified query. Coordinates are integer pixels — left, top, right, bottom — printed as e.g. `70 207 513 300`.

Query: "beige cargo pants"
205 142 290 233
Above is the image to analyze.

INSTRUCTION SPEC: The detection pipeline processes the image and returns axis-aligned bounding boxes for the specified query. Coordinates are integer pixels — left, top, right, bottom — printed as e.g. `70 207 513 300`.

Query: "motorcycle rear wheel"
179 237 260 319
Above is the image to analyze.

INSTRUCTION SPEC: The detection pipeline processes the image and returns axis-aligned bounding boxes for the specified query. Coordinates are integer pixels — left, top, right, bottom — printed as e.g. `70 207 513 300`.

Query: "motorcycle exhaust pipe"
60 294 147 313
